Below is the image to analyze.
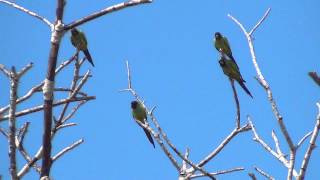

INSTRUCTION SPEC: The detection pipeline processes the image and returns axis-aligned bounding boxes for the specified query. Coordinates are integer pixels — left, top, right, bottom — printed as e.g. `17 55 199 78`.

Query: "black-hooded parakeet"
214 32 234 60
218 55 253 98
131 100 155 148
71 28 95 67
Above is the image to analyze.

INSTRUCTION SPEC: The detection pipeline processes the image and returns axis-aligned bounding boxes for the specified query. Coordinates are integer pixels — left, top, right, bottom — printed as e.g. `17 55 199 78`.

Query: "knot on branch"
50 20 65 43
43 79 55 100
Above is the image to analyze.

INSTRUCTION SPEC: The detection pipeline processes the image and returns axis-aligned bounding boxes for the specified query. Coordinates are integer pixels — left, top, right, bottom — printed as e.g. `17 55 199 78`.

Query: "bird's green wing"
224 59 242 81
222 37 232 56
70 35 77 47
79 31 88 47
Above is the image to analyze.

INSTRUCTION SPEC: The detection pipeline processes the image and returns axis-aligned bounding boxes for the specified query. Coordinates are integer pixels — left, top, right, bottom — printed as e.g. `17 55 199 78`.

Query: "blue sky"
0 0 319 179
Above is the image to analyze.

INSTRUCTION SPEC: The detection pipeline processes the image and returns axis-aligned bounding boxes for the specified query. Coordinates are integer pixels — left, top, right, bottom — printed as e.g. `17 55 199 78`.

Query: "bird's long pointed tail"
238 80 253 98
83 49 95 67
143 128 155 148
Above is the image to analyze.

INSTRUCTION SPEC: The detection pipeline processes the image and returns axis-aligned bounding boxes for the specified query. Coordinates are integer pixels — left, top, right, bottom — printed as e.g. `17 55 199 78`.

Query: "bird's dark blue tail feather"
143 128 155 148
238 81 253 98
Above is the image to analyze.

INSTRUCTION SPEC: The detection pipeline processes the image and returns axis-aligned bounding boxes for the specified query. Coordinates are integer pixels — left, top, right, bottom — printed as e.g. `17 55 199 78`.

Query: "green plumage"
214 32 239 68
70 28 95 67
219 55 253 98
131 101 155 148
214 32 233 57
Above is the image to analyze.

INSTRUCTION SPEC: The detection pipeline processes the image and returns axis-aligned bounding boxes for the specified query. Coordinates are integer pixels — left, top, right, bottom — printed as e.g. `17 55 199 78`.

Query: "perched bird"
214 32 240 70
214 32 234 60
70 28 95 67
218 54 253 98
131 100 155 148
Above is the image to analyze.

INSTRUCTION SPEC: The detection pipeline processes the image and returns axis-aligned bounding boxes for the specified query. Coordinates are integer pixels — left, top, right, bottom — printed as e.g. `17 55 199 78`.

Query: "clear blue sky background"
0 0 319 179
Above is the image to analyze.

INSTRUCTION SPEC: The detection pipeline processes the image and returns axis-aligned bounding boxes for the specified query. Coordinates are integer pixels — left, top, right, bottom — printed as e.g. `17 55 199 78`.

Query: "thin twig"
249 119 298 177
297 131 313 149
254 166 275 180
0 64 10 77
56 57 81 124
0 96 95 120
196 124 251 168
0 127 8 138
230 79 241 128
0 54 78 118
248 173 257 180
17 62 33 79
52 139 84 162
249 8 271 35
64 0 152 31
0 0 53 29
56 123 77 131
61 101 86 123
308 72 320 87
180 148 190 176
135 120 181 171
297 103 320 180
190 167 244 179
149 111 217 180
271 130 285 157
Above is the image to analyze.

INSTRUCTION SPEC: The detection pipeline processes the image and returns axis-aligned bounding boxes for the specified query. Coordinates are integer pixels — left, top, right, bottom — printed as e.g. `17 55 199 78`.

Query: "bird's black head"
71 28 79 36
131 100 138 109
218 59 225 66
215 32 222 39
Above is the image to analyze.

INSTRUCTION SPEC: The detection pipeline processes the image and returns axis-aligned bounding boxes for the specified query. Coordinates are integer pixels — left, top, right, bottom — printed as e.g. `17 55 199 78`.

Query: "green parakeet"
131 100 155 148
214 32 234 60
71 28 95 67
218 55 253 98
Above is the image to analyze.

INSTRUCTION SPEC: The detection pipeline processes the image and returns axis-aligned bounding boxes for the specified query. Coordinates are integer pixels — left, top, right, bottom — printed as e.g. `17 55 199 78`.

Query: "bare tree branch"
249 8 271 35
0 127 8 138
230 79 241 128
0 54 78 119
61 101 86 123
254 166 275 180
148 110 216 180
18 147 43 178
297 103 320 180
0 96 95 120
228 7 295 152
196 124 251 168
17 63 33 79
56 123 77 131
0 0 53 29
297 131 312 149
0 64 10 77
41 0 66 175
227 9 302 180
8 67 18 180
308 72 320 87
52 138 84 162
248 173 257 180
64 0 152 31
190 167 244 179
271 130 285 158
249 119 298 177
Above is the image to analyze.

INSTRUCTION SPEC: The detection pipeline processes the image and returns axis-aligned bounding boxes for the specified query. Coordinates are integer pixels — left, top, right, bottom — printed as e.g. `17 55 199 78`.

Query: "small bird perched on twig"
70 28 95 67
214 32 253 98
131 100 155 148
218 53 253 98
